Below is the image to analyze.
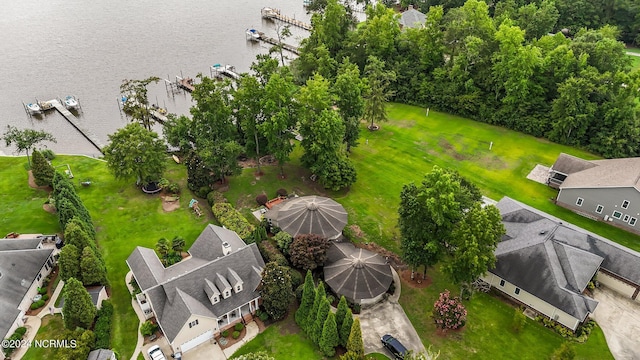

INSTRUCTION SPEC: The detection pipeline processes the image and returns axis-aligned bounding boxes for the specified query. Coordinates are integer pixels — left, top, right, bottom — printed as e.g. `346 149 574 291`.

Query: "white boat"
26 103 41 114
64 95 79 109
246 28 261 40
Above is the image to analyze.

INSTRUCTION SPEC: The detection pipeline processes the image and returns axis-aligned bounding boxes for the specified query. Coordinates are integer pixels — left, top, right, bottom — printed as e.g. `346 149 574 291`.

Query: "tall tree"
306 282 326 333
312 298 331 344
346 317 365 359
260 262 294 320
333 59 365 152
334 296 349 335
2 126 56 166
30 149 55 186
363 56 396 130
443 204 504 291
319 311 339 356
81 246 107 286
62 277 97 330
339 308 354 347
234 74 267 174
120 76 161 131
64 220 93 251
58 328 95 360
103 123 167 186
58 244 81 282
296 271 316 328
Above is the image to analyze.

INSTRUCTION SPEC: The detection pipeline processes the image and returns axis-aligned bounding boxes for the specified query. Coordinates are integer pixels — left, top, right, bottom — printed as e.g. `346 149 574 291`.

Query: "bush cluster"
94 300 114 349
221 329 229 338
257 241 289 267
432 290 467 330
211 203 254 240
2 327 27 356
234 323 244 331
140 321 158 337
232 331 240 339
207 191 227 206
30 300 46 310
256 194 268 206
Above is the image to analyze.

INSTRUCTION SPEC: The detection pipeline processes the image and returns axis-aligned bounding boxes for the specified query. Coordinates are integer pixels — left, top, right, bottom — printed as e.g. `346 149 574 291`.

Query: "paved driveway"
359 269 425 357
592 287 640 360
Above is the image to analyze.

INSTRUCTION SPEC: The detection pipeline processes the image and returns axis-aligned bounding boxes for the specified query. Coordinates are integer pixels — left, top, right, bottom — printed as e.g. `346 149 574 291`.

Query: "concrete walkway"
222 322 260 358
359 268 425 357
11 279 65 360
126 271 146 360
592 287 640 360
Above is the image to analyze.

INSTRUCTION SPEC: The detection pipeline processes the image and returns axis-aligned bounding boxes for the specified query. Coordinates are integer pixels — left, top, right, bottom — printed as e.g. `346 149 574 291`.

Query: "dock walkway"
261 7 311 31
247 29 299 55
50 100 104 154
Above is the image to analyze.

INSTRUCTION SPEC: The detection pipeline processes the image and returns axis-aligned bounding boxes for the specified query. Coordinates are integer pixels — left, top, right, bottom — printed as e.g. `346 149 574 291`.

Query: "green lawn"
22 315 64 360
229 312 323 360
399 266 612 359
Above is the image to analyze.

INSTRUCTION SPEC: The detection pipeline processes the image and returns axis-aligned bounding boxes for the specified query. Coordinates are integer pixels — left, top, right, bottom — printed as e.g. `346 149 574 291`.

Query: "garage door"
180 330 213 353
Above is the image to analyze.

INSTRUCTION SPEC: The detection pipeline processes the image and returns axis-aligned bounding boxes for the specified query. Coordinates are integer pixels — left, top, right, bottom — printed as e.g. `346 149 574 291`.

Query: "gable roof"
127 225 265 344
550 153 597 176
0 247 53 339
0 238 42 251
188 224 246 261
87 349 115 360
556 155 640 190
399 5 426 28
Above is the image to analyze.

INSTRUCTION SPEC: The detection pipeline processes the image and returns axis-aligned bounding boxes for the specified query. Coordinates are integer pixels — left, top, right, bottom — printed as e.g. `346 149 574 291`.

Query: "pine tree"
306 282 326 334
312 298 330 344
64 221 93 251
80 246 107 285
31 149 54 186
346 317 364 359
335 295 349 333
296 270 316 328
319 311 339 357
62 278 97 330
339 308 354 347
58 244 81 282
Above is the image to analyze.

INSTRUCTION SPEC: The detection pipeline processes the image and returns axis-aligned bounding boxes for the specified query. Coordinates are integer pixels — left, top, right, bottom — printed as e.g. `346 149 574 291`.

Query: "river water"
0 0 314 156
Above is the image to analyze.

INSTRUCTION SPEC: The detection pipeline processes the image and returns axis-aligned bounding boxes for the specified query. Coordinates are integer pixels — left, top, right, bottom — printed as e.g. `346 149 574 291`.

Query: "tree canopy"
62 277 97 330
2 126 56 166
260 262 293 320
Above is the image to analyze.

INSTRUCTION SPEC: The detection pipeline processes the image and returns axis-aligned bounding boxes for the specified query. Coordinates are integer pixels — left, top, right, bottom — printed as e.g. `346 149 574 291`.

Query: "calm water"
0 0 314 156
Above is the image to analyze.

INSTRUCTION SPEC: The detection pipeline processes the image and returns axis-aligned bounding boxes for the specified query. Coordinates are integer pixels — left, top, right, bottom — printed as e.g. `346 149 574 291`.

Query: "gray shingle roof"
0 238 42 251
0 248 53 339
127 225 265 344
550 153 597 176
494 197 640 320
399 6 426 28
87 349 115 360
558 156 640 190
188 224 246 260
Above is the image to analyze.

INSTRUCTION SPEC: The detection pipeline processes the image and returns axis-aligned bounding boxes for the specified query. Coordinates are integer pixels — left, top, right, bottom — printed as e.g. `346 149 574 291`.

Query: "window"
188 319 199 328
576 197 584 206
623 214 630 222
514 288 521 295
212 296 219 304
225 291 230 298
630 218 637 226
595 205 604 214
622 200 630 209
236 286 241 292
499 279 505 287
36 274 42 281
613 211 623 219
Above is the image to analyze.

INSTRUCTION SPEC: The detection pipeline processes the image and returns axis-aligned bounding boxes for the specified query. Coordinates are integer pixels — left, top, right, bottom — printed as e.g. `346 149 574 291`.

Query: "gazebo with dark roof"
323 242 393 305
265 196 347 239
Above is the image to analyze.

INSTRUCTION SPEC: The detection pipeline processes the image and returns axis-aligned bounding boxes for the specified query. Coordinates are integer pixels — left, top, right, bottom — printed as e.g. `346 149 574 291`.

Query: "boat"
26 103 41 114
246 28 261 40
64 95 79 109
38 100 55 111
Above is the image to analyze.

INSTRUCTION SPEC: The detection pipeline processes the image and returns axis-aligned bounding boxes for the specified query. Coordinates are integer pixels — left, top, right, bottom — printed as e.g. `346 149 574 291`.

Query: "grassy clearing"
399 266 612 359
22 315 64 360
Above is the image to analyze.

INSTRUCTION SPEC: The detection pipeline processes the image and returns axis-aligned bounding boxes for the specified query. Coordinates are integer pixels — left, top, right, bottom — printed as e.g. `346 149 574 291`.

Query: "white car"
147 345 167 360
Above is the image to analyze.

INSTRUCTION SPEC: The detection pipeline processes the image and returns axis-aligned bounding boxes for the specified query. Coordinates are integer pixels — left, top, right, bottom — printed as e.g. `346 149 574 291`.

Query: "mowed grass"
22 315 65 360
11 155 210 360
400 266 613 360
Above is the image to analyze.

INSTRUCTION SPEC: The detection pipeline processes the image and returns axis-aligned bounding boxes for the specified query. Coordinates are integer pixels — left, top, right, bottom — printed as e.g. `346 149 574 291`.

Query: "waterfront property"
126 224 265 355
0 236 57 359
548 153 640 235
482 197 640 331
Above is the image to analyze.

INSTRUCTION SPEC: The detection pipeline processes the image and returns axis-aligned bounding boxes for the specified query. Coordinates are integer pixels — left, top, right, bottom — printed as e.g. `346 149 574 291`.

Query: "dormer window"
225 291 230 298
212 296 219 304
236 285 242 292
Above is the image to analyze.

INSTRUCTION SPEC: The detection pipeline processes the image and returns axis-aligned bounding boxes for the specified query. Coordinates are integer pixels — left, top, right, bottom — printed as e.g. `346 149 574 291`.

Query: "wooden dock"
261 7 311 31
50 100 105 154
246 29 299 55
211 64 241 81
177 76 195 92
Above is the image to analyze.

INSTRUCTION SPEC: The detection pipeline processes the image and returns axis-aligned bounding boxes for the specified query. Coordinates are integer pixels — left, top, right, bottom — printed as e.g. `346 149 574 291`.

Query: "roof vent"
222 242 230 248
539 230 547 235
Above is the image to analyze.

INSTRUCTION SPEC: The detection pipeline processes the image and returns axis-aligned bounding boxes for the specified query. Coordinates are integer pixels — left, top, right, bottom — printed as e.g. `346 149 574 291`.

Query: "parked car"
381 334 408 359
147 345 167 360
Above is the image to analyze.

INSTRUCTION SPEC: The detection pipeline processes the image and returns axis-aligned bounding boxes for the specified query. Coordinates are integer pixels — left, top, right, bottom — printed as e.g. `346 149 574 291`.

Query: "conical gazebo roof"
275 196 347 239
324 242 393 302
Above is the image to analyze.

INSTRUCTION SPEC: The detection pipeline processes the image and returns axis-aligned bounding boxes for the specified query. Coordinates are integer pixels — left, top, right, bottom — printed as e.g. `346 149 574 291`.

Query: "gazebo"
323 242 393 305
265 196 347 239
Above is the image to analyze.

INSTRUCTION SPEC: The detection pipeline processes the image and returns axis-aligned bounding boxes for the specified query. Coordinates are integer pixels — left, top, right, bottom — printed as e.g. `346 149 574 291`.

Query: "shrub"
140 321 158 336
198 186 211 198
289 269 304 290
289 234 330 271
551 342 576 360
42 276 51 287
207 191 227 206
211 203 255 240
256 193 268 206
158 178 170 189
95 300 114 349
41 149 56 160
232 331 240 339
221 329 229 338
512 308 526 333
38 287 48 295
30 300 45 310
258 241 289 267
258 310 269 322
276 188 287 197
274 231 293 255
235 322 245 331
352 303 361 315
14 327 27 337
42 294 49 301
168 182 180 195
432 290 467 330
326 295 335 305
296 284 305 301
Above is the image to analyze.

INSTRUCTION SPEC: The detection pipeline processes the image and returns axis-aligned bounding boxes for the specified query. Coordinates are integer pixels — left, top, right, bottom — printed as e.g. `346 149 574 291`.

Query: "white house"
126 225 265 355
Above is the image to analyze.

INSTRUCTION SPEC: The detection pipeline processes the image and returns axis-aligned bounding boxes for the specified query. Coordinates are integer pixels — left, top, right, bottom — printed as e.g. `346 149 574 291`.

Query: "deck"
261 7 311 31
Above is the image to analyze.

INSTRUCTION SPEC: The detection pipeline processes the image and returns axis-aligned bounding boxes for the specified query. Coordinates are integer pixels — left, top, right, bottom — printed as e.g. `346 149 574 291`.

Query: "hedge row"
94 300 114 349
2 327 27 356
211 203 254 240
258 240 289 267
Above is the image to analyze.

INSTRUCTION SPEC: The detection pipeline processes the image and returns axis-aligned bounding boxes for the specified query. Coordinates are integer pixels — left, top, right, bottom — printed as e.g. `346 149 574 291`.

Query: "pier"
261 7 312 31
50 100 104 154
246 29 300 55
176 76 195 92
210 64 241 81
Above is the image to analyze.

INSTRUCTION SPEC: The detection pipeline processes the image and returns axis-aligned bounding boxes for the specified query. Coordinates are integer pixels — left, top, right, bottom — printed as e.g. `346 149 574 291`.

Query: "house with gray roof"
0 237 56 356
547 153 640 234
399 5 426 29
87 348 116 360
126 224 265 355
482 197 640 330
